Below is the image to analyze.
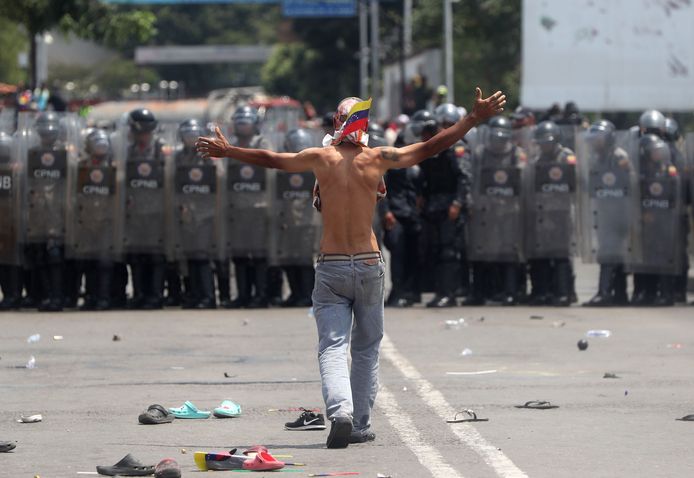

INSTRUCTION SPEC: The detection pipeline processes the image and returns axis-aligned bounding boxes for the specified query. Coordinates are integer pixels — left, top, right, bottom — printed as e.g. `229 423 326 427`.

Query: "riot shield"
0 132 23 265
222 161 270 258
576 130 636 264
269 171 320 266
65 152 118 261
523 158 576 259
467 148 524 263
19 112 79 245
627 135 683 275
170 149 221 261
121 130 169 255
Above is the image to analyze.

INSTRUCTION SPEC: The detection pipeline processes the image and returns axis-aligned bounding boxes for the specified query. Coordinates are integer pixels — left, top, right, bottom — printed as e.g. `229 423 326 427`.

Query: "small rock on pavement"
577 339 588 351
112 334 121 342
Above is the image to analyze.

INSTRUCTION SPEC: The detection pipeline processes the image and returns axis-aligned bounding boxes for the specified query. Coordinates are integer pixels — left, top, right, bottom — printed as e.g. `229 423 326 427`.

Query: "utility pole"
443 0 455 103
370 0 380 117
359 0 369 100
403 0 412 57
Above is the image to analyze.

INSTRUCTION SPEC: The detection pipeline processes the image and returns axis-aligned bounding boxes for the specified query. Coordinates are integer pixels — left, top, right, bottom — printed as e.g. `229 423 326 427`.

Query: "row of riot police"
378 104 694 307
0 106 322 311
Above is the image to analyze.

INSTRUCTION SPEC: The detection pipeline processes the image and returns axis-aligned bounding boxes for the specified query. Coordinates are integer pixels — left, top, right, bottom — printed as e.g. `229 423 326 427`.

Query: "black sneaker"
349 430 376 444
284 409 327 431
326 416 352 449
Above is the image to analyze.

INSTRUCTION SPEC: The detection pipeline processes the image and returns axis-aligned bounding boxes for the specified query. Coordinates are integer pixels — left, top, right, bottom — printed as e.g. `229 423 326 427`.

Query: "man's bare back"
195 87 506 255
312 143 382 254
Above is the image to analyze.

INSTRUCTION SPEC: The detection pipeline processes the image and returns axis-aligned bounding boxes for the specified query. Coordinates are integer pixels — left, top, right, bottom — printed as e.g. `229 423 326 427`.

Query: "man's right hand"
383 211 397 231
470 88 506 124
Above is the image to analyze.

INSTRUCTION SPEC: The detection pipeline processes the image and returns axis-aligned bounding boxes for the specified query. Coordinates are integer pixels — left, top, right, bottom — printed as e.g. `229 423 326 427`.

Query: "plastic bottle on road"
586 329 611 338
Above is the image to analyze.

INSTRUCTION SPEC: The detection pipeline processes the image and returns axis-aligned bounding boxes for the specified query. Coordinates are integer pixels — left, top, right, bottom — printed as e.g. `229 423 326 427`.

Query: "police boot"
584 265 615 307
612 267 629 305
501 264 517 306
195 261 216 309
653 275 674 307
94 264 113 311
22 268 39 309
80 264 98 311
673 268 688 303
528 260 550 305
215 260 232 308
39 264 63 312
247 260 269 309
229 259 250 308
109 263 128 309
462 263 486 305
181 273 197 309
295 266 315 307
144 262 165 310
282 267 300 307
0 266 21 310
631 274 656 306
427 262 457 308
63 260 80 309
128 263 147 309
164 263 182 307
267 266 284 307
552 260 572 307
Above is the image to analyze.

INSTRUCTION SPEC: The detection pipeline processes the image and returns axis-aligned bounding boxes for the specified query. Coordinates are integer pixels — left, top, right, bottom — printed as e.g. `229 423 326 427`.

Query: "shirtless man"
196 87 506 449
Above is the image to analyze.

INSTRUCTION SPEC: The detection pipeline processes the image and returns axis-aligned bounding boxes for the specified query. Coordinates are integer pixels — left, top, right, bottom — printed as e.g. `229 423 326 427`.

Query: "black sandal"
676 414 694 421
446 409 489 423
0 441 16 453
514 400 559 410
138 404 174 425
96 453 155 476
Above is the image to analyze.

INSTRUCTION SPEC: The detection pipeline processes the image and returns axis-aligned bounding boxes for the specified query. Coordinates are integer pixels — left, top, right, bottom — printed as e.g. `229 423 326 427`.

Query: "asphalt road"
2 269 694 478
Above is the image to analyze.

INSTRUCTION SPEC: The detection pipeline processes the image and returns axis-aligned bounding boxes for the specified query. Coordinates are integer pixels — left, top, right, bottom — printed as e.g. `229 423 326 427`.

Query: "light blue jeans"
312 254 385 434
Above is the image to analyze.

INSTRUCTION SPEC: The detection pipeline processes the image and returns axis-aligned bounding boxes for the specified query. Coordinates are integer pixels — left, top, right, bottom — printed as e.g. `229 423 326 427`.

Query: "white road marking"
381 334 528 478
376 385 464 478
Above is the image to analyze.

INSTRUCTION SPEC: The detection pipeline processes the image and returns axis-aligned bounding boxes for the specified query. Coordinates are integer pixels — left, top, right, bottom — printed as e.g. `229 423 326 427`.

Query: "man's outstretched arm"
377 88 506 170
195 126 316 173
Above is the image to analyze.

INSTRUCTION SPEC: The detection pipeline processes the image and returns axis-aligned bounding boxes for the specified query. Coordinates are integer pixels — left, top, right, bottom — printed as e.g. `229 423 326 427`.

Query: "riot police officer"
379 123 422 307
582 120 632 306
413 110 469 307
219 105 273 308
0 132 22 310
464 116 526 305
524 121 576 306
72 129 117 310
123 108 167 309
173 119 217 309
24 112 70 311
630 134 682 306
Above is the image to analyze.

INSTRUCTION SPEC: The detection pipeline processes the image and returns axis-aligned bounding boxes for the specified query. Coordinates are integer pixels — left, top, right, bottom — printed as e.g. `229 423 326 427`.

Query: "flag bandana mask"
322 98 372 147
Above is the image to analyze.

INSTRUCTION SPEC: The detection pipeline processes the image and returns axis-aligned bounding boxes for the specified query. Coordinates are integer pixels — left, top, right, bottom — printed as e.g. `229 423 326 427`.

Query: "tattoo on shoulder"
380 147 400 162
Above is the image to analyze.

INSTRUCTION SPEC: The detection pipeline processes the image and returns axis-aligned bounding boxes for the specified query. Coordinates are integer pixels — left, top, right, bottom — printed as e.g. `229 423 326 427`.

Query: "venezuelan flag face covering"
322 97 372 147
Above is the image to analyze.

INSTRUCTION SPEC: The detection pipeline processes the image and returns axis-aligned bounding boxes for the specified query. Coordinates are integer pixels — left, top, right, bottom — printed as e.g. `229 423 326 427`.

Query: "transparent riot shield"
686 132 694 259
19 112 79 246
523 157 577 259
269 171 320 266
223 160 270 258
576 130 637 264
120 124 169 255
467 145 524 263
0 132 24 265
627 134 683 275
169 146 221 261
65 130 119 261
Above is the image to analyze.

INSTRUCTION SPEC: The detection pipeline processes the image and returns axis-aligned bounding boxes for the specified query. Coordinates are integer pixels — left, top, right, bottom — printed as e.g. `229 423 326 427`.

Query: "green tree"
0 0 155 88
0 17 27 85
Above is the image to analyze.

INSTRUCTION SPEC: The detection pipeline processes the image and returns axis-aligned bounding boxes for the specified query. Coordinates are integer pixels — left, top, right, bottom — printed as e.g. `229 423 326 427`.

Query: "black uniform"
379 165 422 306
419 146 469 307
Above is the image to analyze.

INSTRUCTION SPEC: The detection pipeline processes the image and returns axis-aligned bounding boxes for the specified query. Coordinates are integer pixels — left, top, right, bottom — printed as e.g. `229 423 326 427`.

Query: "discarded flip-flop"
0 441 16 453
514 400 559 410
446 409 489 423
676 414 694 421
194 449 284 472
138 404 174 425
243 450 285 471
168 401 210 419
17 414 42 423
213 400 242 418
96 453 154 476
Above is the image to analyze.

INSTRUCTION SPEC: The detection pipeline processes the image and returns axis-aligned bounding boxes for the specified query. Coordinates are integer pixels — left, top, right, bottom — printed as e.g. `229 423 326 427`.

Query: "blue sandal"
168 401 211 419
213 400 242 418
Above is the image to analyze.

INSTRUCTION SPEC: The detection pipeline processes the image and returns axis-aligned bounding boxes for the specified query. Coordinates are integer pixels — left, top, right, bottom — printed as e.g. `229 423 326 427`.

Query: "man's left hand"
196 126 230 159
448 203 461 221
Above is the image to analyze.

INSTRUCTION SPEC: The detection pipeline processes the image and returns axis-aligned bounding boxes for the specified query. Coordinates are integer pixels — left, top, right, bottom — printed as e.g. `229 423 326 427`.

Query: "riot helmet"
232 105 260 138
638 110 666 137
0 131 12 163
284 128 314 153
586 119 616 152
85 129 111 158
35 111 61 146
664 117 680 142
410 110 438 138
486 115 513 154
128 108 157 134
434 103 461 129
178 118 203 149
533 120 561 156
640 133 670 165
